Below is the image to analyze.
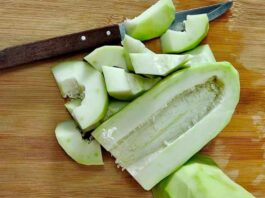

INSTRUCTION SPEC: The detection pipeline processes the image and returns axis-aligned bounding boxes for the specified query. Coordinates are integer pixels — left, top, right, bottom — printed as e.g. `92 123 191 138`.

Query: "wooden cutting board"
0 0 264 197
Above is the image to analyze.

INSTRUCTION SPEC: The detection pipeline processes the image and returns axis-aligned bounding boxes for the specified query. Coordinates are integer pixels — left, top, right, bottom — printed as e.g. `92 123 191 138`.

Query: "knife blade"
170 0 233 31
0 1 233 70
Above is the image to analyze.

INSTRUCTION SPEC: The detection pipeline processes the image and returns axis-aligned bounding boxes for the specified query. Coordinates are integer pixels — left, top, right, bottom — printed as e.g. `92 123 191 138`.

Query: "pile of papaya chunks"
52 0 254 197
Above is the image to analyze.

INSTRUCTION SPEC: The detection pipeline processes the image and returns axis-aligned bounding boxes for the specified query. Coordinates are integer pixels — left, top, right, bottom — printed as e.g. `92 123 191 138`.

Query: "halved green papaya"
102 66 160 100
184 44 216 67
152 155 254 198
125 0 176 41
93 62 240 190
161 14 209 53
84 46 127 72
122 35 154 71
52 61 108 132
55 120 103 165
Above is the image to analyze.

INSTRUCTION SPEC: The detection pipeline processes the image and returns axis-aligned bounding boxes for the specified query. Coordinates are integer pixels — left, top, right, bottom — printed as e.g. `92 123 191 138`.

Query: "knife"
0 1 233 70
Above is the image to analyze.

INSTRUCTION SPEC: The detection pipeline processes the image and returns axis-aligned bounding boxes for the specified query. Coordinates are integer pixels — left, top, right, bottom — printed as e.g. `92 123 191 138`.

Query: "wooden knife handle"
0 24 121 69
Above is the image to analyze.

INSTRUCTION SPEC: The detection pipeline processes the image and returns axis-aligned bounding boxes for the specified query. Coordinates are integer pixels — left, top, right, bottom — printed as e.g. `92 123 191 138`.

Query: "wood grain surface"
0 0 264 197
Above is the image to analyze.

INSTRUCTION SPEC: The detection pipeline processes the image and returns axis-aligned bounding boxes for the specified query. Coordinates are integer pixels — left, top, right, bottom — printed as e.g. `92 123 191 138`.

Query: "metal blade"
170 1 233 31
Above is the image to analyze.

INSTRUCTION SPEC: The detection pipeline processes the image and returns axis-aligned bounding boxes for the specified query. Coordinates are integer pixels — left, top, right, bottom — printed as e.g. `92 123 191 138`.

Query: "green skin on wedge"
161 14 209 53
84 46 127 72
184 44 216 67
102 66 160 100
55 120 103 165
125 0 176 41
93 62 240 190
52 61 108 132
152 155 255 198
122 35 154 71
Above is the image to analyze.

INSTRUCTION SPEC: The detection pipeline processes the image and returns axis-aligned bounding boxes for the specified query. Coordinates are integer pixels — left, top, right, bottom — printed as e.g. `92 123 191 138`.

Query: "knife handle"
0 24 121 69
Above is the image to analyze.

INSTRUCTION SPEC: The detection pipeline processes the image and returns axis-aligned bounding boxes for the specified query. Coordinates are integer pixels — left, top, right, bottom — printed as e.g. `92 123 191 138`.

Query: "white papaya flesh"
122 35 154 71
84 46 127 72
102 66 160 100
184 44 216 67
93 62 240 190
130 53 191 76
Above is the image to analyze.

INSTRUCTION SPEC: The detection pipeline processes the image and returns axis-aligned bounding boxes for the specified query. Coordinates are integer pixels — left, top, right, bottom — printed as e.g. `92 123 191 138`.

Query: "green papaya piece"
84 46 127 72
184 44 216 67
55 120 103 165
152 155 255 198
93 62 240 190
161 14 209 53
103 100 129 121
122 35 154 54
125 0 176 41
102 66 160 100
130 53 191 76
122 35 154 71
52 61 108 132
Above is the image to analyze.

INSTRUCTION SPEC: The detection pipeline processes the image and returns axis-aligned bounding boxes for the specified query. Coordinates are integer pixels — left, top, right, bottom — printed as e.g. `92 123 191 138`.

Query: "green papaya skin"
93 62 240 190
55 120 103 165
125 0 176 41
152 155 255 198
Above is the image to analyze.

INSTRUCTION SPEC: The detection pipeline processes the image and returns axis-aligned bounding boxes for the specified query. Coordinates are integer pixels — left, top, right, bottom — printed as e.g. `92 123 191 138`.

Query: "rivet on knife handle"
0 24 121 70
